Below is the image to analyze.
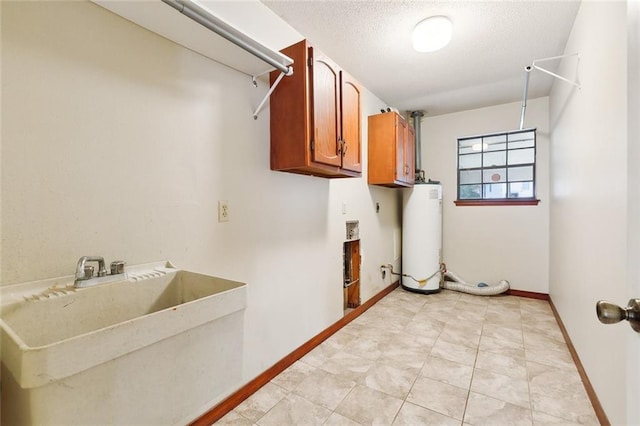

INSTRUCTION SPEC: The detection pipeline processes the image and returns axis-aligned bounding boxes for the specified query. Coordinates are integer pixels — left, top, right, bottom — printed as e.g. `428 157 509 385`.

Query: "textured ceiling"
261 0 581 117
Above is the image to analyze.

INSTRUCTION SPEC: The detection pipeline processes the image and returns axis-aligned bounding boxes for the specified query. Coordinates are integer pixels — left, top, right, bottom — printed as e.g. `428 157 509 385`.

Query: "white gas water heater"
401 182 443 293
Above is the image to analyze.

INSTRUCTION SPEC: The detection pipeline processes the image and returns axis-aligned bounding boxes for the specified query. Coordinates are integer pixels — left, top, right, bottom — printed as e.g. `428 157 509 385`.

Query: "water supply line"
381 263 443 288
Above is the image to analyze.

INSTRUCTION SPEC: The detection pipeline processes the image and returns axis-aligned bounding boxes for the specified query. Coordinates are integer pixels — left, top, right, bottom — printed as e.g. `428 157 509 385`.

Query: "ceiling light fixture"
412 16 452 53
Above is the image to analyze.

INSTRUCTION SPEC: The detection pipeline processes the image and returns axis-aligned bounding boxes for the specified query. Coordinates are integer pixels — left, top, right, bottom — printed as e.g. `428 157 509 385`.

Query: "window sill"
454 199 540 206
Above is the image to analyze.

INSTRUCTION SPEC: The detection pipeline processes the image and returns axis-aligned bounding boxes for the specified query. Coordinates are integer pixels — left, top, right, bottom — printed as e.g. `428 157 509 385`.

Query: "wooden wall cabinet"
270 40 362 178
367 112 415 187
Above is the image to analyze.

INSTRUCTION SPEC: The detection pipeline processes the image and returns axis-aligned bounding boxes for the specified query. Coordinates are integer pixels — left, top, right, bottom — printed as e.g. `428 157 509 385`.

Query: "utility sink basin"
1 261 246 425
1 261 246 388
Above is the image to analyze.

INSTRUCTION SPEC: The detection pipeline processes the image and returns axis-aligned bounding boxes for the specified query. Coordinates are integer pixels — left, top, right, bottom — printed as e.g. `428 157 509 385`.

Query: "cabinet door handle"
342 141 348 157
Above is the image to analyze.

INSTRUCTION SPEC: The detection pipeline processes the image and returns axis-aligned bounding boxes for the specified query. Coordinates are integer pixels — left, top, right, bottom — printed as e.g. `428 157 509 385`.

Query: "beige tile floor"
216 288 599 425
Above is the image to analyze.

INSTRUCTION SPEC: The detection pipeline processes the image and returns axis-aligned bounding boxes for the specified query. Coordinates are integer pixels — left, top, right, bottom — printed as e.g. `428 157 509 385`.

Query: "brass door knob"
596 299 640 332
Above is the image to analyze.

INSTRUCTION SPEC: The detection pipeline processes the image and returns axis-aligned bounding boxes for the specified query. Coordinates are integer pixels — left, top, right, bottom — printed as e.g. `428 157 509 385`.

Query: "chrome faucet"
75 256 107 280
74 256 126 288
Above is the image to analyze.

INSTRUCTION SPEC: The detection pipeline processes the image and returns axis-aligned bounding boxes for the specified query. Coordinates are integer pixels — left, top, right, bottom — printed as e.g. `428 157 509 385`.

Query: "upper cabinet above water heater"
270 40 362 178
368 112 415 187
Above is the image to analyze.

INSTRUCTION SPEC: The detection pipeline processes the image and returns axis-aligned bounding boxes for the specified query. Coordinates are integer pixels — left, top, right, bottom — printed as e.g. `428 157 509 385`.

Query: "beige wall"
549 1 630 423
421 98 550 293
0 0 401 402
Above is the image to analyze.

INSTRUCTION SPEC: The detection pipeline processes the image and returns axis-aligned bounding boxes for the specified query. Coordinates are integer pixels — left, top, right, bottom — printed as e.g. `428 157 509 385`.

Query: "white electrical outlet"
218 200 229 222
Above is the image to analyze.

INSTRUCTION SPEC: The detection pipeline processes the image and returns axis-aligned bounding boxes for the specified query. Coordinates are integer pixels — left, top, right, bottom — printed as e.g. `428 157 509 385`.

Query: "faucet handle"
83 265 95 280
110 261 126 275
97 264 107 277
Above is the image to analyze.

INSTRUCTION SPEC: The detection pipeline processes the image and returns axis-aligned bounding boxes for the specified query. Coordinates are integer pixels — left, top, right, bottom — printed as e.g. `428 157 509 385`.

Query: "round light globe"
412 16 452 53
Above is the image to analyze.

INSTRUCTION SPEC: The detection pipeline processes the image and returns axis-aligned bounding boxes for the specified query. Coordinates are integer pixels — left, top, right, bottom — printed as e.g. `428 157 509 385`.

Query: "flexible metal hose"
443 270 509 296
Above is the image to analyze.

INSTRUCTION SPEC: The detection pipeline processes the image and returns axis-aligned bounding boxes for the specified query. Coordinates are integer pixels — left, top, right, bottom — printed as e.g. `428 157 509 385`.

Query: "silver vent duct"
410 111 425 183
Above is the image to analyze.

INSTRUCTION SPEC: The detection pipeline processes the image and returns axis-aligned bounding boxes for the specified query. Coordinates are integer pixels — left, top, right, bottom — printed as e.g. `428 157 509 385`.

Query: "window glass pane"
459 153 481 169
484 135 506 152
509 131 534 142
509 140 535 149
508 148 534 165
508 165 533 182
508 181 534 198
459 138 481 154
483 183 507 199
460 170 481 184
459 185 482 199
508 131 535 149
485 142 506 152
483 151 506 167
485 134 507 144
483 168 506 183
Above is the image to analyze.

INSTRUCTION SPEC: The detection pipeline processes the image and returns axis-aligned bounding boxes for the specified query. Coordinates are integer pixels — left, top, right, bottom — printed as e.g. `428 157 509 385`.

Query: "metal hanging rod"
519 66 532 130
162 0 293 75
532 53 581 89
162 0 294 119
519 53 580 129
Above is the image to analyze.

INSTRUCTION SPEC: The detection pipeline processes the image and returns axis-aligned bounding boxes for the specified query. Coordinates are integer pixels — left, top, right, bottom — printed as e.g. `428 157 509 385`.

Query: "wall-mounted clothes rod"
162 0 293 76
253 69 290 119
519 66 532 131
162 0 293 119
519 53 580 129
532 53 581 89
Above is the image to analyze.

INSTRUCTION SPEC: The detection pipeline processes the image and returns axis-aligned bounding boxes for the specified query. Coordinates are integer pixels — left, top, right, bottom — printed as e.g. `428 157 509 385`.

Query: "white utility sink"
1 261 247 425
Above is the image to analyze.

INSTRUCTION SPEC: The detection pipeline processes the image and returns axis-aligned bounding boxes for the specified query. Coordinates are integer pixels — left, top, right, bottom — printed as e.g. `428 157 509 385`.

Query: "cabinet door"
340 71 362 173
395 116 407 181
309 47 341 167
